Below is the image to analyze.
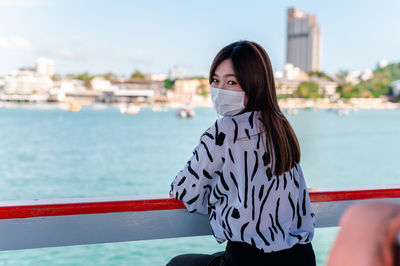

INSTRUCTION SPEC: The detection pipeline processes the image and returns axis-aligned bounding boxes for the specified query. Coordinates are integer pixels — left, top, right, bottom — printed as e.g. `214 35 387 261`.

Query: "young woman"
168 41 316 266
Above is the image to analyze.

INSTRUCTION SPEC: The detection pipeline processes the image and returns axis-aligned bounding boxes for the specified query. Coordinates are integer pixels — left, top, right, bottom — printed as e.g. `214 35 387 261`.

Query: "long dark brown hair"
209 40 300 176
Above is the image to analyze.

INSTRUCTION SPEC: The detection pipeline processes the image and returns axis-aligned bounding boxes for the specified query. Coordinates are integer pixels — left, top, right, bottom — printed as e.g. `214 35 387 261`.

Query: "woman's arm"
170 120 226 214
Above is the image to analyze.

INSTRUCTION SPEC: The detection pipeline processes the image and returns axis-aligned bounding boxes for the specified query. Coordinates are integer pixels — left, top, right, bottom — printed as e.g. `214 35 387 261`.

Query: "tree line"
288 63 400 100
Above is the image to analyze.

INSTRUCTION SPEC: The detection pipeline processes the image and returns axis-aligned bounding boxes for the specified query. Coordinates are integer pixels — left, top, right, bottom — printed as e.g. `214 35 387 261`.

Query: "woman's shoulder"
202 111 264 142
200 116 233 142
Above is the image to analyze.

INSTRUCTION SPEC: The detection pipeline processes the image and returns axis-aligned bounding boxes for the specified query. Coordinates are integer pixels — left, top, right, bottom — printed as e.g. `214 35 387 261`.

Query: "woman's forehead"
214 59 236 77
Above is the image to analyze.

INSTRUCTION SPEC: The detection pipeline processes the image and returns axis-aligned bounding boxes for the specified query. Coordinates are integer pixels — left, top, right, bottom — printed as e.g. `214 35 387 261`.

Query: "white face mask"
210 86 245 116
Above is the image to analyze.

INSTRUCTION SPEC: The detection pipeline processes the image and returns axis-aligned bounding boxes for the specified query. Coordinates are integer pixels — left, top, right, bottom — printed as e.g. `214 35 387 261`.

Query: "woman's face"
211 59 248 105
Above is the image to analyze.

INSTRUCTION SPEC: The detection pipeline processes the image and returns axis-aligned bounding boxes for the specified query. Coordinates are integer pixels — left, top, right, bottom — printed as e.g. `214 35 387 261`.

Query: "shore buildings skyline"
0 6 398 105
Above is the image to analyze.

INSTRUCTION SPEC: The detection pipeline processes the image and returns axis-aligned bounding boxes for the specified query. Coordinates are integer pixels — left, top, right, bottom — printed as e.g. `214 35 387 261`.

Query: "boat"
287 108 299 115
90 103 108 110
336 108 350 116
176 106 195 118
152 105 162 112
67 103 81 112
282 107 298 115
312 106 321 112
120 104 140 114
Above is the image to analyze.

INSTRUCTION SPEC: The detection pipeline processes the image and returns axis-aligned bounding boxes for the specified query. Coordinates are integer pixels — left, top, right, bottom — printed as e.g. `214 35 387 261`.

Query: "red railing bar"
0 198 185 219
310 188 400 202
0 188 399 219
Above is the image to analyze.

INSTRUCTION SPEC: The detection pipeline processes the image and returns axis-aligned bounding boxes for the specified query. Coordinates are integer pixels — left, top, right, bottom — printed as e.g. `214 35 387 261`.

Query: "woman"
168 41 316 266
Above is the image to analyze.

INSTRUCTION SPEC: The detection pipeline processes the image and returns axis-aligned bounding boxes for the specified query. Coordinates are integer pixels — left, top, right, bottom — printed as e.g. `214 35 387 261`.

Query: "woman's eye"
212 79 219 84
227 80 236 85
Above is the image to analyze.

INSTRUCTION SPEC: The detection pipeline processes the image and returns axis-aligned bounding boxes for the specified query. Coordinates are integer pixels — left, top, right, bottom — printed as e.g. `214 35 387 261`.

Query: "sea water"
0 105 399 265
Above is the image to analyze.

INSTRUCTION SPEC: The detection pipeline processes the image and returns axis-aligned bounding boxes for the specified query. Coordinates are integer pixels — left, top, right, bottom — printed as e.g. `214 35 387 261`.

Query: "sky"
0 0 399 77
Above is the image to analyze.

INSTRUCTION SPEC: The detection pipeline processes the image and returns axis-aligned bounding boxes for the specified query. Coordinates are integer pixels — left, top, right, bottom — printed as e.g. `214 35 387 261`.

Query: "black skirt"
167 241 316 266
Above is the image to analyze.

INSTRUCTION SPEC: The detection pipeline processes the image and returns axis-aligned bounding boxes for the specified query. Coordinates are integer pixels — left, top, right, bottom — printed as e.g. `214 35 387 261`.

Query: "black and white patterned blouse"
170 111 315 252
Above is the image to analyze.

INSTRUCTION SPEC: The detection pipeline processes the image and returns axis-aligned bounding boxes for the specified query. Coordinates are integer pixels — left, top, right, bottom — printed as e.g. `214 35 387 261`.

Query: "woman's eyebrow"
213 73 236 77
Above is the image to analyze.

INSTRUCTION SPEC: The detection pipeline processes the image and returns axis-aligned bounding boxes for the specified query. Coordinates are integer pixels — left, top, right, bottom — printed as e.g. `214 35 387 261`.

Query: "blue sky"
0 0 399 77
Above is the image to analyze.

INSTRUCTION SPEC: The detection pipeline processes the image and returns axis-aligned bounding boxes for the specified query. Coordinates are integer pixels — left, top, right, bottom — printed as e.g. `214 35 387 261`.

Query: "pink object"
327 201 400 266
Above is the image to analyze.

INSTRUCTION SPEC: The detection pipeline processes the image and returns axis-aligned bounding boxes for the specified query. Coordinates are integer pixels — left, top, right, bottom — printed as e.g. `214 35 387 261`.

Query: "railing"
0 187 400 251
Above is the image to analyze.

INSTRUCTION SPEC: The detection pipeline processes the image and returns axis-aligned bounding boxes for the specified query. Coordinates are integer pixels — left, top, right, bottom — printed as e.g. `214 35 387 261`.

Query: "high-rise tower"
286 7 321 73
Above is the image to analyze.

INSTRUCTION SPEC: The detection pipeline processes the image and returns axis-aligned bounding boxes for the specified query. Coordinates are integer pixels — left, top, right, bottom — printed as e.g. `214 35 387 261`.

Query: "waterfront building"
309 76 338 98
112 80 163 91
360 69 373 81
275 63 308 95
284 63 301 80
63 89 103 104
275 72 337 99
283 63 308 80
286 7 321 73
36 57 55 77
57 79 85 92
110 89 154 103
172 78 209 102
1 58 55 102
275 79 302 95
377 59 389 69
333 69 373 86
3 70 53 96
109 80 165 103
49 79 84 102
149 73 168 81
91 77 113 91
174 79 200 95
345 71 362 85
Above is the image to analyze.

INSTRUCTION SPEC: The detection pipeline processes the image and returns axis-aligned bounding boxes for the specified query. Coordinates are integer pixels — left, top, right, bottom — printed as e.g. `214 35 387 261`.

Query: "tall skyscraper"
286 7 321 73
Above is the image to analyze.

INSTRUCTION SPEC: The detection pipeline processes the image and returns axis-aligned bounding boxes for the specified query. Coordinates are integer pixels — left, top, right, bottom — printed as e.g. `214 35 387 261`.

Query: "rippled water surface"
0 105 399 265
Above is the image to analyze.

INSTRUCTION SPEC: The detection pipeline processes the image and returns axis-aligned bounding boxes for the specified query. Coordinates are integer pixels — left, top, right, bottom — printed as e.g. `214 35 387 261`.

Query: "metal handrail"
0 187 399 251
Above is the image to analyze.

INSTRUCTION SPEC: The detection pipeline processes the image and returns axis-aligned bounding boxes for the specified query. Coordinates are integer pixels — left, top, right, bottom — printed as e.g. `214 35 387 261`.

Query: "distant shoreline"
277 98 400 110
1 98 399 110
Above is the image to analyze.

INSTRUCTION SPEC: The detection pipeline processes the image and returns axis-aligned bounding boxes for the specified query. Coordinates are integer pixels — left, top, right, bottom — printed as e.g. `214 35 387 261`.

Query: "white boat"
283 107 298 115
287 108 298 115
90 103 108 110
120 104 140 114
337 108 350 116
176 106 195 118
152 105 162 112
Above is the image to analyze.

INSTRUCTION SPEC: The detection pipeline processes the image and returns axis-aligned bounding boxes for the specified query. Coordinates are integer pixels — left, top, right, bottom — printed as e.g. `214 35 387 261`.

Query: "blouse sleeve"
170 119 226 214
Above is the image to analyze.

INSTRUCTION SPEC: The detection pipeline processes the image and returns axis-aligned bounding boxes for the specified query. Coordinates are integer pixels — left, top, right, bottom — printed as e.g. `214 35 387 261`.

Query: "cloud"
0 35 32 49
53 48 74 58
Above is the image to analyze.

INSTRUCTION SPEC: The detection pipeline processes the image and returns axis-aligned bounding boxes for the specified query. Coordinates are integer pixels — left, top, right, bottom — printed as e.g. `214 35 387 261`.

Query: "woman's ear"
244 94 248 106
